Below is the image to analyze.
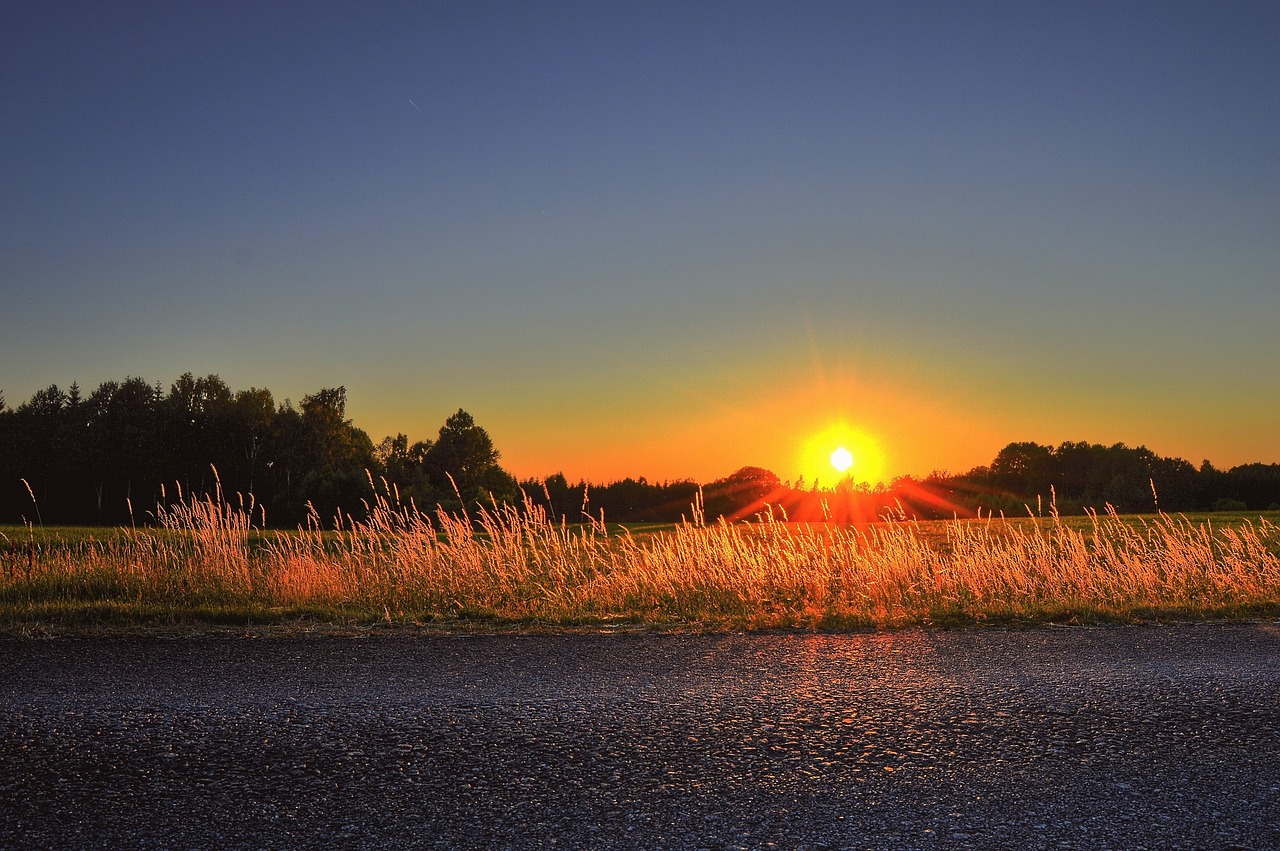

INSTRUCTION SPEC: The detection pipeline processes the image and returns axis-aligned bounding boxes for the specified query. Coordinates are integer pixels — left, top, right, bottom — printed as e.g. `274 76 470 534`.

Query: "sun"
798 424 886 487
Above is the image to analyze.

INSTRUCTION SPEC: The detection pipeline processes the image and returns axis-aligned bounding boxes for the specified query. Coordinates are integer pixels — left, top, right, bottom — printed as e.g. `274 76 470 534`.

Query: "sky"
3 1 1278 486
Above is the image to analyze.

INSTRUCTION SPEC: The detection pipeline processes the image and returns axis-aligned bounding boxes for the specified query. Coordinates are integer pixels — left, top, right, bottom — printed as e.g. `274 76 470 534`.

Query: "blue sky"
3 2 1278 483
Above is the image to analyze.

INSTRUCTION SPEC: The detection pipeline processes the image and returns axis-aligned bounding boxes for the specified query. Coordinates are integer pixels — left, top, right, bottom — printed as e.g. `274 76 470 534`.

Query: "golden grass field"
2 482 1279 633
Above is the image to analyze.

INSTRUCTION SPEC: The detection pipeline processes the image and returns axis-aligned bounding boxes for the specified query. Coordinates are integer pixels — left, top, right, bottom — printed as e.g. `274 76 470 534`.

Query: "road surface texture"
2 624 1279 849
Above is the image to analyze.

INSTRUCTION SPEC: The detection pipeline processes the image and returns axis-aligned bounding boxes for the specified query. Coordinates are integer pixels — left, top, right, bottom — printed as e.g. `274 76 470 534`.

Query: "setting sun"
798 424 887 487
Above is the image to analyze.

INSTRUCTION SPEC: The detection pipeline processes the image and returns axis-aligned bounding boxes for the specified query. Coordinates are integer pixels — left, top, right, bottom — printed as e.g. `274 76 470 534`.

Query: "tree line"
2 375 1277 526
0 374 515 527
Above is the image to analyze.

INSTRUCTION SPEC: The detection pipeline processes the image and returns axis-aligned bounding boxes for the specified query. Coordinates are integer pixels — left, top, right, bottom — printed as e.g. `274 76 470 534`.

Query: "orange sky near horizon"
348 338 1271 489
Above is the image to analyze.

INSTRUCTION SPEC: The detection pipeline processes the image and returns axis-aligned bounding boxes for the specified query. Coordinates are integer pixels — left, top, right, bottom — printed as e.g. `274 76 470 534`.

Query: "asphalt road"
2 625 1279 850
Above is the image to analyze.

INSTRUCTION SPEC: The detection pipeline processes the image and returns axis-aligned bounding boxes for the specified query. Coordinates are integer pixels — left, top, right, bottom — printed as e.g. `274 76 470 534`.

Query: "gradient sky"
3 2 1278 485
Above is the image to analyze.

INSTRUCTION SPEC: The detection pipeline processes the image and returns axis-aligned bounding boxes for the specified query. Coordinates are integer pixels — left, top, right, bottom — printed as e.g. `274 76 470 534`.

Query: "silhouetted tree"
230 387 277 496
1198 460 1229 508
157 373 237 498
527 472 587 521
990 442 1055 498
376 432 434 508
294 387 376 524
81 377 162 521
424 409 517 510
1225 464 1280 510
9 385 69 517
704 466 783 519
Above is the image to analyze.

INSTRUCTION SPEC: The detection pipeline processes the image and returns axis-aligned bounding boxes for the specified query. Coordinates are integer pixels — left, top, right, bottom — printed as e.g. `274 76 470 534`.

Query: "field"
2 488 1279 634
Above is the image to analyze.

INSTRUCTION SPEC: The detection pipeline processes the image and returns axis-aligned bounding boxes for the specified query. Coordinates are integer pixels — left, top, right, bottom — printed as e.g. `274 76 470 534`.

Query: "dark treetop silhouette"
2 374 1278 526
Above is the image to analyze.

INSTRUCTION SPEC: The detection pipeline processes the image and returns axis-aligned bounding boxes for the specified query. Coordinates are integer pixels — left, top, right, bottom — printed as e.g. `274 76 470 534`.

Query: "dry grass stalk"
2 483 1278 628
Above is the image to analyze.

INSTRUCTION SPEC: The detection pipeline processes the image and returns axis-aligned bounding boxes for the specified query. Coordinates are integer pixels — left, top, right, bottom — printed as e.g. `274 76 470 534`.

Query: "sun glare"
799 424 886 487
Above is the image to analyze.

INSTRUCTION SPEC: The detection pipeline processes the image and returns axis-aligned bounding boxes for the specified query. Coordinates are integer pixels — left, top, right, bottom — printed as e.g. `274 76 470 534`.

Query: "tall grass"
3 480 1279 630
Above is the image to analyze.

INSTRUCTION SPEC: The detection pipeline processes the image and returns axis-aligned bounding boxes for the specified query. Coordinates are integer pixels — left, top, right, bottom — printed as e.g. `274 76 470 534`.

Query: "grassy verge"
3 495 1279 635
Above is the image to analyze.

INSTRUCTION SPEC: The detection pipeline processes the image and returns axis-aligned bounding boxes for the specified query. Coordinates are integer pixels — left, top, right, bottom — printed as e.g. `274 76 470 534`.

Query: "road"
2 625 1279 849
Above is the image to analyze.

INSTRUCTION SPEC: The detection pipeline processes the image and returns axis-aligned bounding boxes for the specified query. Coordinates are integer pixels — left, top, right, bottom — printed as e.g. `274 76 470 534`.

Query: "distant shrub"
1212 497 1248 512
